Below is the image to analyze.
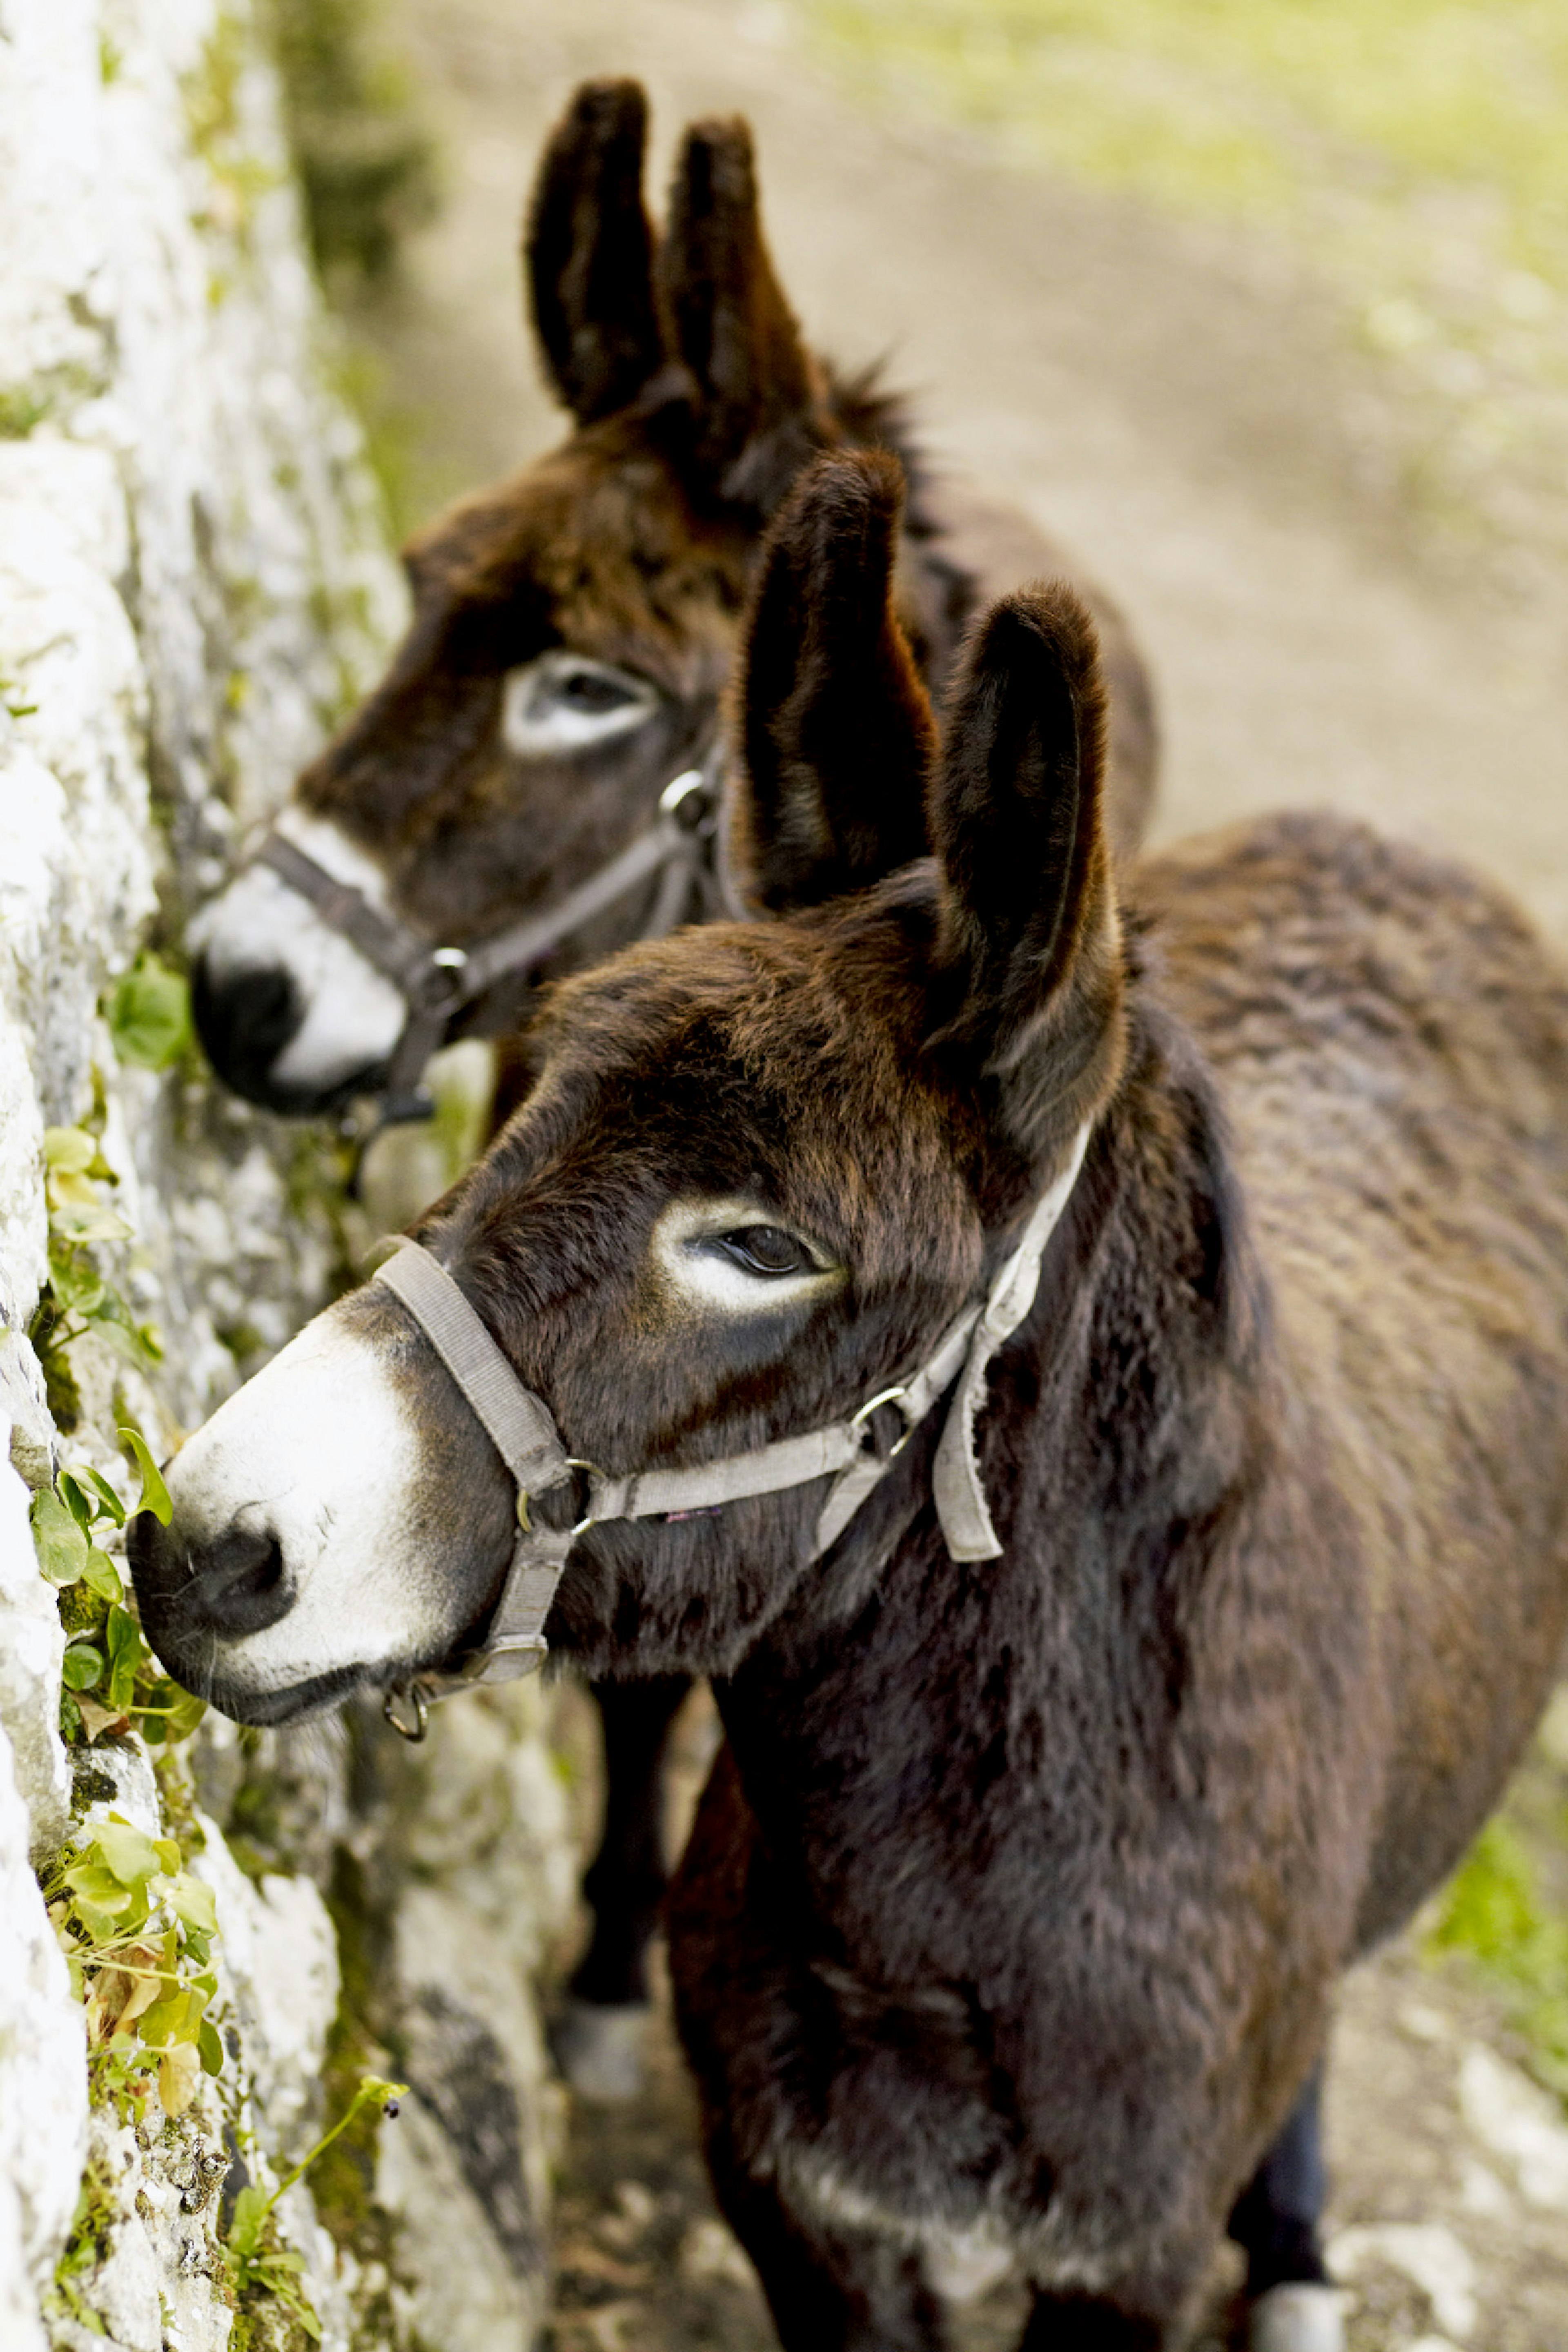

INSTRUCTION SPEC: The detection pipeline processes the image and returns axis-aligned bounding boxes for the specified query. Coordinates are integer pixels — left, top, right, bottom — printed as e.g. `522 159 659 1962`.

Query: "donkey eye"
560 671 639 715
712 1226 815 1278
501 651 659 757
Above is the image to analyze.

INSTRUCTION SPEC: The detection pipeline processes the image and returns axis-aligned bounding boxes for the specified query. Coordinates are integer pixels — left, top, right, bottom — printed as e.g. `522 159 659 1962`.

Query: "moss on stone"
266 0 437 285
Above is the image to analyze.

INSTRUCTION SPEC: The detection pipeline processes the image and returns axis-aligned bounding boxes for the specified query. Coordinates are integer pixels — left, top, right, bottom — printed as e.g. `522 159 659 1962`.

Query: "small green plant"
42 1812 223 2120
28 1118 162 1429
50 2152 118 2329
224 2075 407 2342
33 1431 203 1748
0 387 50 440
1429 1816 1568 2101
105 951 192 1071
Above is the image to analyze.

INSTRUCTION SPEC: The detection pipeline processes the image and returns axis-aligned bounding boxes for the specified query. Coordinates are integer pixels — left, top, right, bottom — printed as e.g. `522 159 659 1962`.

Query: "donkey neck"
711 991 1274 1954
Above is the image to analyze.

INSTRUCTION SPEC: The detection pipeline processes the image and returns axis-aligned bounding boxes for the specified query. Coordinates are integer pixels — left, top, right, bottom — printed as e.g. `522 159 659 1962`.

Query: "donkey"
189 78 1156 1129
133 447 1568 2348
188 76 1159 2094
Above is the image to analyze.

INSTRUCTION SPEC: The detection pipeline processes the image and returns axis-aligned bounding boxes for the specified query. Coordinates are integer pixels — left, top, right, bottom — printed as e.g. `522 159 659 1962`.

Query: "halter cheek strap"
258 744 735 1131
371 1120 1090 1737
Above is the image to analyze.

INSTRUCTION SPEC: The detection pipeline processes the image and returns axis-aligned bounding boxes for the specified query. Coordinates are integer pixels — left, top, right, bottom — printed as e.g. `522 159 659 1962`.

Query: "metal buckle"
849 1386 913 1459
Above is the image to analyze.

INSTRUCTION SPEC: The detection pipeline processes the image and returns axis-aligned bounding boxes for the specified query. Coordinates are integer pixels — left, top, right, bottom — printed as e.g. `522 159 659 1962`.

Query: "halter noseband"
257 746 731 1132
370 1122 1091 1740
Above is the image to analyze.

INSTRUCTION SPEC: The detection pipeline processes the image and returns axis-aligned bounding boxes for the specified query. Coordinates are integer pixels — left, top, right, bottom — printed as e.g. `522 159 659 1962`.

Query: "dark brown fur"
192 80 1157 1120
148 449 1568 2342
432 457 1568 2339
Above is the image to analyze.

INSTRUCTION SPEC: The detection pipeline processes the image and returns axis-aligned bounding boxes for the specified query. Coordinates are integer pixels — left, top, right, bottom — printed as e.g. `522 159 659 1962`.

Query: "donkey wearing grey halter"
185 79 1161 2095
133 449 1568 2348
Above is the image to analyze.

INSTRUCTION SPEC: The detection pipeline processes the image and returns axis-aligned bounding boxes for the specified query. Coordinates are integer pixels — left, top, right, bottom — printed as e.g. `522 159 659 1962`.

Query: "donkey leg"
1227 2070 1343 2352
704 2124 949 2352
555 1673 692 2099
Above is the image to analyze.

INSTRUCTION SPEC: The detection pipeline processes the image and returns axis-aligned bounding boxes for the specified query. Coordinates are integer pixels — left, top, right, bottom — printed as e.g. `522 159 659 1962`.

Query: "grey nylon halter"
257 746 731 1129
372 1121 1090 1740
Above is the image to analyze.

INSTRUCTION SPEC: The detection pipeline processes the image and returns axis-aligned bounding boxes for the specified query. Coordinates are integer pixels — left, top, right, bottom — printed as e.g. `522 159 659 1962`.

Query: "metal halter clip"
660 768 713 828
383 1681 430 1743
564 1458 602 1538
849 1385 913 1459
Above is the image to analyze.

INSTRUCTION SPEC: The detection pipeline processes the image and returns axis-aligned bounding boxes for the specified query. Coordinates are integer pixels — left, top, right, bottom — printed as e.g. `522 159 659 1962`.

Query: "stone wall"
0 3 575 2345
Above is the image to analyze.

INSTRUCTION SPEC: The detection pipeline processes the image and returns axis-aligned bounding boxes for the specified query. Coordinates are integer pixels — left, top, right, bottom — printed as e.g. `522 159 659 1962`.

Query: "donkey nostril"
191 952 303 1105
179 1527 294 1640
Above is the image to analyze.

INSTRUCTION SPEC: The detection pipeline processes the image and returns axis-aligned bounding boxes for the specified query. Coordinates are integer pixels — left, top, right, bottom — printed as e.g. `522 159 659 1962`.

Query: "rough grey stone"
0 5 576 2345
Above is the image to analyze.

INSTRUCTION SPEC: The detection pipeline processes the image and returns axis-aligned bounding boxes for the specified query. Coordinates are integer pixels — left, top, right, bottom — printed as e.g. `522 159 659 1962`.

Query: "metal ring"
849 1385 913 1458
564 1458 601 1539
383 1681 429 1743
659 768 706 816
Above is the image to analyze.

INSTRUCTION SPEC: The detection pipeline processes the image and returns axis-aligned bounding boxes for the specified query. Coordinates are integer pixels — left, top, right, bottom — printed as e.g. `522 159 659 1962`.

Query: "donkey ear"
928 586 1123 1159
659 116 829 509
526 80 664 423
730 450 937 914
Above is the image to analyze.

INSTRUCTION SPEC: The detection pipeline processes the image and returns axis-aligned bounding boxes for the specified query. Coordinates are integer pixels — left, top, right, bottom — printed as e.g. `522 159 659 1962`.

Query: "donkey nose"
130 1514 294 1641
191 951 304 1109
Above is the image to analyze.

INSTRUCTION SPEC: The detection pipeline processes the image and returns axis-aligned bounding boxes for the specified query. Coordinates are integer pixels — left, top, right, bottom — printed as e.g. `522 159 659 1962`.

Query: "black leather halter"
256 752 730 1129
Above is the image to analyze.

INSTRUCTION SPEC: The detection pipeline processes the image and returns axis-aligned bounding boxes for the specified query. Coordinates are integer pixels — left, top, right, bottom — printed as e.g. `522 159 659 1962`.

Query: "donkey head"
134 451 1126 1724
192 80 875 1115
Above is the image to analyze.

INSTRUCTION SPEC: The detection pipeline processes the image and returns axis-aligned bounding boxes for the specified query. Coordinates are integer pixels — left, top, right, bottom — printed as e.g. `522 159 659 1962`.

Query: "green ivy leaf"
198 2018 225 2077
74 1465 127 1527
80 1547 124 1605
162 1870 218 1937
61 1644 104 1693
105 1607 147 1712
62 1861 138 1920
31 1489 88 1586
89 1311 163 1370
49 1254 106 1316
43 1127 96 1174
119 1429 172 1526
137 1985 198 2047
163 1685 206 1743
226 2182 272 2265
106 954 191 1072
56 1472 95 1537
49 1199 133 1247
92 1817 166 1885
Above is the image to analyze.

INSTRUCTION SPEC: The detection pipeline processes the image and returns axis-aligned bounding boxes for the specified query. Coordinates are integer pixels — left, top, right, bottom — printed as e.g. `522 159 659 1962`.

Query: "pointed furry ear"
526 80 663 423
730 450 936 914
658 116 830 509
929 586 1124 1158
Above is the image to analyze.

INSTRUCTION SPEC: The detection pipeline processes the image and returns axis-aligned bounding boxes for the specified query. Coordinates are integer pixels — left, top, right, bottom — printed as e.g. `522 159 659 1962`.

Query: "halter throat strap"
371 1121 1090 1737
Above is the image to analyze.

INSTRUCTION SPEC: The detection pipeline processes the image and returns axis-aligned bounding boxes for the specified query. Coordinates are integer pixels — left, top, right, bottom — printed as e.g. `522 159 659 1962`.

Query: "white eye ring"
500 651 659 757
648 1197 842 1318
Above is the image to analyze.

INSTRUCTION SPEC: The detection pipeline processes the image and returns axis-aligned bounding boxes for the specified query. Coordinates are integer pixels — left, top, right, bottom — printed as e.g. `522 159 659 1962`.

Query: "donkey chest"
743 1938 1185 2286
764 1960 1152 2298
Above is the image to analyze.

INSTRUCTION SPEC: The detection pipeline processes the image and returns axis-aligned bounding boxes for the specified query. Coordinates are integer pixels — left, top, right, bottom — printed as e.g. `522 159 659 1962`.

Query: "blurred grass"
791 0 1568 583
1428 1698 1568 2107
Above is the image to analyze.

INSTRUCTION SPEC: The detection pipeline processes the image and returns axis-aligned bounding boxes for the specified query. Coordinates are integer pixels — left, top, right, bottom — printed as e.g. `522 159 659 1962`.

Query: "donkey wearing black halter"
135 450 1568 2349
189 77 1160 2092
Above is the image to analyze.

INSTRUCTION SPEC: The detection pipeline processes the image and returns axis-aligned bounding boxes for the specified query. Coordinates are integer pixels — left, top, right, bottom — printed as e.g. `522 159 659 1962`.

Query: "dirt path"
357 2 1568 2341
